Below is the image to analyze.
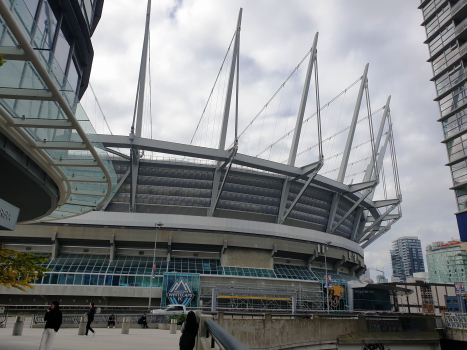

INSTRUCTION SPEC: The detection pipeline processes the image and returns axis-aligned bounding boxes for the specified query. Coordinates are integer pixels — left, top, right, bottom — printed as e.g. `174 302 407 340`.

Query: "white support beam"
366 213 400 222
278 160 323 224
34 141 87 150
350 207 364 241
210 143 238 216
210 162 233 216
133 0 151 139
70 189 107 197
100 168 131 211
105 147 130 160
66 199 99 207
9 119 74 129
130 147 139 212
369 130 390 200
288 32 318 166
277 179 291 224
361 215 401 248
326 193 340 233
218 8 242 151
0 46 27 60
68 175 107 183
347 179 378 193
373 198 401 208
294 160 322 180
329 187 376 234
361 202 400 236
363 96 391 182
337 64 369 183
51 159 98 167
0 87 53 100
278 160 321 223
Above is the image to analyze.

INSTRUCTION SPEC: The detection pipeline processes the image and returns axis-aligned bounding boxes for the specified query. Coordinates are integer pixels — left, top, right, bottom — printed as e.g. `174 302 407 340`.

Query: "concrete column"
198 314 214 340
121 317 130 334
51 232 59 259
170 318 177 334
167 236 172 262
78 316 87 335
110 234 116 262
12 316 24 336
264 314 272 349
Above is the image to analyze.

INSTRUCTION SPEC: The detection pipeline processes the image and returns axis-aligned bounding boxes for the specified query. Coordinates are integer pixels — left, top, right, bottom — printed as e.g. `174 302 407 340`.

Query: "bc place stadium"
0 0 402 312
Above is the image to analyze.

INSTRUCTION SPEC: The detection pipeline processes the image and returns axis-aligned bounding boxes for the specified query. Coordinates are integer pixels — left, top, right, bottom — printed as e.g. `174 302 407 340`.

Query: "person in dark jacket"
138 314 148 328
39 301 62 350
179 311 199 350
107 314 115 328
83 303 96 337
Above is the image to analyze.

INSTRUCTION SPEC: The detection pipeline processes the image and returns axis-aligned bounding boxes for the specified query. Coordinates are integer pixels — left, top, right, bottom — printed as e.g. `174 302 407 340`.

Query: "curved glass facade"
31 254 357 287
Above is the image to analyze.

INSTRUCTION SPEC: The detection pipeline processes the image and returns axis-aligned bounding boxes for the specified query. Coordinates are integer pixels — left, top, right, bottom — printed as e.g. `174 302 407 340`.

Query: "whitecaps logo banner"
167 278 195 306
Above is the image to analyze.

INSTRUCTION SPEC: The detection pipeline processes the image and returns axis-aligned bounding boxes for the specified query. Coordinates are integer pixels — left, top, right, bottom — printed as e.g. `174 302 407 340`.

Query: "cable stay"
190 31 237 145
320 155 372 176
254 77 367 159
88 83 114 135
235 49 313 145
272 106 384 163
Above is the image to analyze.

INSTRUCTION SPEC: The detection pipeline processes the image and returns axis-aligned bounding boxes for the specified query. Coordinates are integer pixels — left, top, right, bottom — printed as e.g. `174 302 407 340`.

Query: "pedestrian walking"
107 314 116 328
39 301 62 350
179 311 199 350
83 302 96 337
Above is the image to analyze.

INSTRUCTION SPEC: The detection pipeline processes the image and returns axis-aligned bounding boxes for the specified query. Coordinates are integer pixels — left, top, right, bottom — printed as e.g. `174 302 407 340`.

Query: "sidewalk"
0 317 180 350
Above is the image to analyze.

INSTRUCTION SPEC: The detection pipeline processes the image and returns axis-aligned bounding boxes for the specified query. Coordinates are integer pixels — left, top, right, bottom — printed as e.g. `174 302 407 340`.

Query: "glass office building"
390 236 425 282
426 240 467 283
419 0 467 240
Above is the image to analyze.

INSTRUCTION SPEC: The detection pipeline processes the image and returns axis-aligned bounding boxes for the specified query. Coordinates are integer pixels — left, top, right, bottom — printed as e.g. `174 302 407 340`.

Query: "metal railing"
445 312 467 330
31 313 169 327
452 0 467 16
205 318 250 350
1 304 169 314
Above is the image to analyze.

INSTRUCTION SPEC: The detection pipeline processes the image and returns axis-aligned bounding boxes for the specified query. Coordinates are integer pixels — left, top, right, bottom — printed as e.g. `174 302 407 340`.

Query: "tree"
0 53 5 67
0 242 49 291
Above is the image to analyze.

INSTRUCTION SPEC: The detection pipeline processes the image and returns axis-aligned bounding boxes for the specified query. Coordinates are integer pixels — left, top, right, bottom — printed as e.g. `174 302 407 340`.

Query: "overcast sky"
84 0 458 280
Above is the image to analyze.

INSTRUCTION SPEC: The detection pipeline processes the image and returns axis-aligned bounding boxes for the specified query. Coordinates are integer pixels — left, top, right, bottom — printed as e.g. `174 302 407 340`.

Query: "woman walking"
83 302 96 337
39 301 62 350
179 311 199 350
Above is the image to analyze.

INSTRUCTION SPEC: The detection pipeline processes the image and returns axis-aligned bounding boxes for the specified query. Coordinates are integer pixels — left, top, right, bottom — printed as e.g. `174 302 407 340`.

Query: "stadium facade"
419 0 467 241
0 1 403 311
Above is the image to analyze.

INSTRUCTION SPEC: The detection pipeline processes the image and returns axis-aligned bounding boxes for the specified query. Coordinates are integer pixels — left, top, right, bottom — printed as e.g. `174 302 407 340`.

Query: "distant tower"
390 236 425 282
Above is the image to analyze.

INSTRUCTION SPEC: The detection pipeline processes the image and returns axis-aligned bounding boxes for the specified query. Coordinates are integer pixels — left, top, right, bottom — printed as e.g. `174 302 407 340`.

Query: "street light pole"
148 222 164 310
324 241 331 314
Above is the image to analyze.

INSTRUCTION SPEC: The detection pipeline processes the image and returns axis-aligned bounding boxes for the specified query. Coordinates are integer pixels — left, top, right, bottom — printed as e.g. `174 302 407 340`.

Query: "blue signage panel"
161 273 200 308
456 211 467 242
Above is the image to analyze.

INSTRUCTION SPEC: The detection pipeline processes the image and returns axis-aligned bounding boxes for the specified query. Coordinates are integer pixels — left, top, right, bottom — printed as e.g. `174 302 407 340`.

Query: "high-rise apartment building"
390 236 425 282
419 0 467 241
376 275 388 283
426 240 467 283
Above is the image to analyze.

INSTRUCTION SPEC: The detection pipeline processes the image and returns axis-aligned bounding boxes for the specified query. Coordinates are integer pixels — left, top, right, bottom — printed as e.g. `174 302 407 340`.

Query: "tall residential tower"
419 0 467 240
390 236 425 282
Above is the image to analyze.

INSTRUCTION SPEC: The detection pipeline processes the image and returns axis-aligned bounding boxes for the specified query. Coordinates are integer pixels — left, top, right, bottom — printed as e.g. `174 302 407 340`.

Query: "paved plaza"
0 318 180 350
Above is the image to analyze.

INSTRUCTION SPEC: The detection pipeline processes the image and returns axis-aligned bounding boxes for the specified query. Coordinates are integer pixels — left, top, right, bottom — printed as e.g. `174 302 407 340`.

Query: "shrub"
168 313 187 325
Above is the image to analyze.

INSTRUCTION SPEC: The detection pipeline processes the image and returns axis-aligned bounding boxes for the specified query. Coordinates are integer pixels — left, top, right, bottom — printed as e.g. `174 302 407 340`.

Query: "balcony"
452 0 467 20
